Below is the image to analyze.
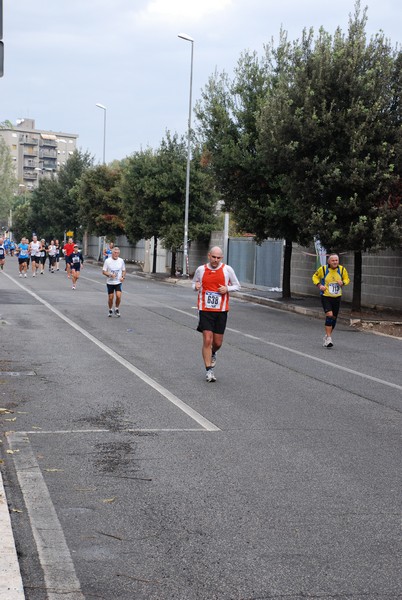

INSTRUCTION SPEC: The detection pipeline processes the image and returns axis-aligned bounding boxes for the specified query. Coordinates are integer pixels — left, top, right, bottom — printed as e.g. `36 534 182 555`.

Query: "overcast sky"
2 1 402 163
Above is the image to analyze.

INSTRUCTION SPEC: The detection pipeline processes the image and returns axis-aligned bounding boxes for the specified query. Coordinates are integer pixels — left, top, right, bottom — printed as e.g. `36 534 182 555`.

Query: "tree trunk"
170 251 176 277
351 250 362 312
83 230 88 257
152 236 157 274
282 238 292 299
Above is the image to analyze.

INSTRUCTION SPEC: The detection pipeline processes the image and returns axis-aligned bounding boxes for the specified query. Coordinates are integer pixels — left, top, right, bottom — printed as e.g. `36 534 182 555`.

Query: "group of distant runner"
0 234 84 289
1 237 17 256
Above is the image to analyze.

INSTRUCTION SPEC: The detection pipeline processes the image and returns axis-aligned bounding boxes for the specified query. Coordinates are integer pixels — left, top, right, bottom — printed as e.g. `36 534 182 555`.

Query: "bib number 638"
205 291 221 309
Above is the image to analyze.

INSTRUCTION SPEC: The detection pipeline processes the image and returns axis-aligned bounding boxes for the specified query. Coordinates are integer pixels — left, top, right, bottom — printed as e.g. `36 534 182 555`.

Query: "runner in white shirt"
102 246 126 317
47 240 57 273
0 237 5 270
29 235 42 277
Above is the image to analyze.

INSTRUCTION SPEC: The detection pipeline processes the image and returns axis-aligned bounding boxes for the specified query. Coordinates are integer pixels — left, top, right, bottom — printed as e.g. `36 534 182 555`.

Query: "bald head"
209 246 223 257
208 246 223 269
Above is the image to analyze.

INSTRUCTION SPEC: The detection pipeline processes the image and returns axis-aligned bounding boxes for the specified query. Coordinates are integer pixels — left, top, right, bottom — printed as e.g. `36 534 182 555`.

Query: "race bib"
328 283 340 295
205 291 222 310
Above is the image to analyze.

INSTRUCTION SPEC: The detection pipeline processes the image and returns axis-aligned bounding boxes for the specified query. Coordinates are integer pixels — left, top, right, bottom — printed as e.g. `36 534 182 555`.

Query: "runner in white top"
29 235 42 277
0 237 5 270
47 240 57 273
102 246 126 317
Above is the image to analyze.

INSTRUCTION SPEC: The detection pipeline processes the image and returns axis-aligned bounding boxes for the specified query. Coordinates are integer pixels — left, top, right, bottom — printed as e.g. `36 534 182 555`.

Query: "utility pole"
0 0 4 77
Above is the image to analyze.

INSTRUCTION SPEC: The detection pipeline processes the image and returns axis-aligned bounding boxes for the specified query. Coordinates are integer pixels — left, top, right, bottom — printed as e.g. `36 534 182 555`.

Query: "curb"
0 472 25 599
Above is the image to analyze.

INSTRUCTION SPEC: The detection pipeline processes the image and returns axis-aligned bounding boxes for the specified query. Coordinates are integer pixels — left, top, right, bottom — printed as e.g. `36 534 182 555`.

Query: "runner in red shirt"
62 238 75 278
192 246 240 382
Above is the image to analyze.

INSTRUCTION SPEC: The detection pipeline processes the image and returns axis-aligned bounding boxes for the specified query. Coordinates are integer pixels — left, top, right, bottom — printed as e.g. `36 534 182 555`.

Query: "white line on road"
3 273 220 432
146 302 402 393
7 431 85 600
0 474 24 600
23 428 210 435
230 329 402 392
80 273 402 393
7 269 401 393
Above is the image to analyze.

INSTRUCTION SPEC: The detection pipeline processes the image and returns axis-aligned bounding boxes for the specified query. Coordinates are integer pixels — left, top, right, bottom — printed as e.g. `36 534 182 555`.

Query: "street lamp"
178 33 194 277
95 103 107 164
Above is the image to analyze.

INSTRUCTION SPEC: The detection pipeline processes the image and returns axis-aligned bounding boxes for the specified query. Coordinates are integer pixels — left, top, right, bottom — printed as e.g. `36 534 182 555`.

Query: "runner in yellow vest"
312 253 350 348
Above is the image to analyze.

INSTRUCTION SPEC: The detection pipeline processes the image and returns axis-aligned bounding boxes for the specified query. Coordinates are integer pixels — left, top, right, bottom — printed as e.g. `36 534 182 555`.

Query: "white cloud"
139 0 233 22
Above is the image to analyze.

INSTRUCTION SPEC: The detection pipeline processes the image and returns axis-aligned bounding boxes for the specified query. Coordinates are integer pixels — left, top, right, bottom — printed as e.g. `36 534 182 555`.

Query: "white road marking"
0 371 36 377
123 293 402 393
0 474 25 600
6 269 401 391
229 329 402 392
23 428 210 435
3 273 220 432
7 431 85 600
81 271 402 392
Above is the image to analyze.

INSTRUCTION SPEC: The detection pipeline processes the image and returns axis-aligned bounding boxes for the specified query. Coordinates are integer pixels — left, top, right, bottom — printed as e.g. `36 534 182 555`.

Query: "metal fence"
228 238 282 288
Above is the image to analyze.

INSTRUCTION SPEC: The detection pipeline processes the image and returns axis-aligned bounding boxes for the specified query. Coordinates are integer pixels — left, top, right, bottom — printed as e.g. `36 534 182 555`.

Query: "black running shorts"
197 310 228 334
107 283 122 294
321 295 341 317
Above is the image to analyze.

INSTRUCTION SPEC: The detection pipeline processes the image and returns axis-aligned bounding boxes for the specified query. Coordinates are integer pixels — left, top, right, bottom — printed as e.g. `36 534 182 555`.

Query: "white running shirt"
103 256 126 285
30 241 41 257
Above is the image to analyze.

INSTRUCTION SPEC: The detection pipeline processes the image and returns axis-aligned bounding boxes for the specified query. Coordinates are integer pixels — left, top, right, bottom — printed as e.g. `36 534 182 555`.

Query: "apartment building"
0 118 78 191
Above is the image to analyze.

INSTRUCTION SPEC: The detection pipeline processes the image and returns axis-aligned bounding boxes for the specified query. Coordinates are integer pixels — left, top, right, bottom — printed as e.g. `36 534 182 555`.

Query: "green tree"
197 2 402 307
29 150 93 240
196 55 271 233
196 46 300 296
11 195 32 240
0 137 17 228
75 164 125 238
28 178 61 240
258 3 402 309
122 133 218 274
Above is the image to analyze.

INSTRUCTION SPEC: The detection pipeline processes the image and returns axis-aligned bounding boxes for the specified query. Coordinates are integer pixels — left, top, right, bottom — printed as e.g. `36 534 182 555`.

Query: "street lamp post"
95 103 107 164
178 33 194 277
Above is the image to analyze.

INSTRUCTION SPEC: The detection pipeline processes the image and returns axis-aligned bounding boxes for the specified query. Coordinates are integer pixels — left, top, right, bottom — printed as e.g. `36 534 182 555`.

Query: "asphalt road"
0 259 401 600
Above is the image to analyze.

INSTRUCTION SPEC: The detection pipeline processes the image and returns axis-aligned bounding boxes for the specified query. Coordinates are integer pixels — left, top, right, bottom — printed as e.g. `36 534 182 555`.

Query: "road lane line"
0 473 25 600
130 299 402 392
9 269 400 393
7 431 85 600
22 428 209 435
3 274 220 432
83 273 402 392
148 302 402 393
79 275 402 393
230 329 402 392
